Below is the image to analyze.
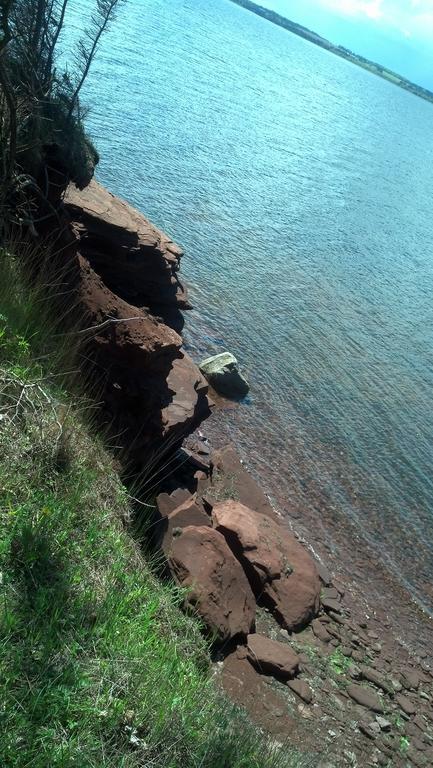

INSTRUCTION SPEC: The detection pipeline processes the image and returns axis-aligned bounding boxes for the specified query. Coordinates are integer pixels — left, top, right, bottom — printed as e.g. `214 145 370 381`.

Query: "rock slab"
347 684 383 713
168 526 255 642
213 500 320 631
246 633 299 679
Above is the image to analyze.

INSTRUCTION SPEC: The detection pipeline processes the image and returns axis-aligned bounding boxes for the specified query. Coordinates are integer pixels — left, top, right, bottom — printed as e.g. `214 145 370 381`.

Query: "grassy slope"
0 252 308 768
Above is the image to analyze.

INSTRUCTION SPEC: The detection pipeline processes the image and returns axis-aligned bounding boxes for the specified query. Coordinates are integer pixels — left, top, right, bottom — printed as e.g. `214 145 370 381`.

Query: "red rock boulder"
212 500 320 631
168 526 256 642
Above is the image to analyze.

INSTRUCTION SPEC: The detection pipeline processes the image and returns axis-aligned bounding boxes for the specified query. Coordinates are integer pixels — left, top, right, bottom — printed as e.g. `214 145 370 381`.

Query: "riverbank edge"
13 174 433 766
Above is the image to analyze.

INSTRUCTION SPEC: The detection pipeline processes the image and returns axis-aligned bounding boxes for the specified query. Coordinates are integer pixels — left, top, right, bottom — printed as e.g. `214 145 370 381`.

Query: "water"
67 0 433 617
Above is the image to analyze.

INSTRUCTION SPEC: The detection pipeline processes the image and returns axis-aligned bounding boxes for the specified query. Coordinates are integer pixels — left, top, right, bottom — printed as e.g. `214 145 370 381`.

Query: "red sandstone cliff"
63 180 211 464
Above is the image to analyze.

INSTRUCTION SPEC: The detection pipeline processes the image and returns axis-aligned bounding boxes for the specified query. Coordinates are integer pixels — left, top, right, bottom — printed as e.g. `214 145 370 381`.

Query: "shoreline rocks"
212 499 321 631
167 525 256 642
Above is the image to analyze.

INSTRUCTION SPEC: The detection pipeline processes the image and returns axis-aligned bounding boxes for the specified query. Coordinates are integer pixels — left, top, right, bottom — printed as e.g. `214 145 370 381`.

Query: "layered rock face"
65 181 190 330
62 181 211 461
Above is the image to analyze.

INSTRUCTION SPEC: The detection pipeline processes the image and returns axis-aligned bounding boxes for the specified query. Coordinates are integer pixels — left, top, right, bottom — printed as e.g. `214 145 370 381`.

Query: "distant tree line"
0 0 125 239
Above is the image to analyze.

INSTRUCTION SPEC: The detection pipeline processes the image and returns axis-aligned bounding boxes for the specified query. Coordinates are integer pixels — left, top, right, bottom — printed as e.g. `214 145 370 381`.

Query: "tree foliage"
0 0 125 238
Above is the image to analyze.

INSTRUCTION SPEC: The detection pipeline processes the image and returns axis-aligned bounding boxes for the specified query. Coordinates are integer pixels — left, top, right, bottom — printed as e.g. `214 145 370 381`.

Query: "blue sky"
259 0 433 88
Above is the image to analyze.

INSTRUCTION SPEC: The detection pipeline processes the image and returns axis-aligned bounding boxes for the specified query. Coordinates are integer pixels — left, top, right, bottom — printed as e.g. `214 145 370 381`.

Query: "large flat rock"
208 445 275 518
213 500 320 631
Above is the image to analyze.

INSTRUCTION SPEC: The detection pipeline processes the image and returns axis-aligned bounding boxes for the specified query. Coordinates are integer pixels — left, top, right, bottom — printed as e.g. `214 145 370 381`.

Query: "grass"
0 250 312 767
328 648 352 677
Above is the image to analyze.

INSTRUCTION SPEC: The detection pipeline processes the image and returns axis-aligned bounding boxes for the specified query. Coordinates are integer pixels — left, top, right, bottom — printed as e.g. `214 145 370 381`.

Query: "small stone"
246 633 299 679
333 579 345 597
349 665 363 680
360 665 394 695
413 715 428 733
322 597 342 613
352 650 365 663
391 678 403 692
401 669 420 690
376 716 391 732
395 693 417 716
347 684 383 712
312 618 332 643
341 646 353 658
316 562 332 586
287 678 313 704
359 722 378 740
411 737 427 752
322 587 340 601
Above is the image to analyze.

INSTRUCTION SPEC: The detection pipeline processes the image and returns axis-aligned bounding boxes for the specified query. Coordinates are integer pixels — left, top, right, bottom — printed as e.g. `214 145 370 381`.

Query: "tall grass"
0 250 313 767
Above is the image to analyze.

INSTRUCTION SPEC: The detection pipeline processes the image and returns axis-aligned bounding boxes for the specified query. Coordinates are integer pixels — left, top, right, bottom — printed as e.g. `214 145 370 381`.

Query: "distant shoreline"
229 0 433 105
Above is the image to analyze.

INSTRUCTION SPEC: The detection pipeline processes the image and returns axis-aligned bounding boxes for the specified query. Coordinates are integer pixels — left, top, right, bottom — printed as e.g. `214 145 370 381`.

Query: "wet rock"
347 684 384 712
246 633 299 680
168 526 255 642
199 352 249 399
287 678 313 703
213 500 320 631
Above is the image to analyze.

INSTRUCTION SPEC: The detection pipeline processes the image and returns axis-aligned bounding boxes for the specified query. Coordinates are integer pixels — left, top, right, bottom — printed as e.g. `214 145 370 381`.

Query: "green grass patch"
328 648 351 677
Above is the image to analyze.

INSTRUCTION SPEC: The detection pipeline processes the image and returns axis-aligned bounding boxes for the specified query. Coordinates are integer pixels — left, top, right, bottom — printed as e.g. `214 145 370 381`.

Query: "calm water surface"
67 0 433 615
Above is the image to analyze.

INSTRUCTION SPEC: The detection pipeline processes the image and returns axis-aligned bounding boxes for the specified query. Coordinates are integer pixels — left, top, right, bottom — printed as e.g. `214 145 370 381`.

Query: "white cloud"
317 0 433 39
318 0 384 19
